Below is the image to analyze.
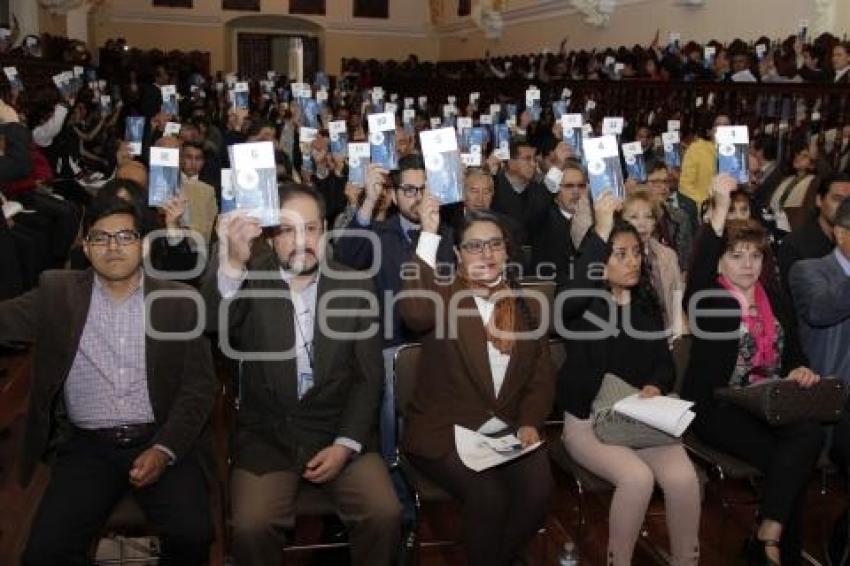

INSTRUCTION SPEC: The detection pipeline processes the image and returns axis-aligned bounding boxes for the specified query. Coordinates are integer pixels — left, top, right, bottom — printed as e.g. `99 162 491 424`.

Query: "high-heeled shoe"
743 536 781 566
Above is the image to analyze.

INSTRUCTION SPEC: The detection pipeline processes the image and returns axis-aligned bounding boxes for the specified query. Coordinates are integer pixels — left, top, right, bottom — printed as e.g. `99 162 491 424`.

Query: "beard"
278 249 320 276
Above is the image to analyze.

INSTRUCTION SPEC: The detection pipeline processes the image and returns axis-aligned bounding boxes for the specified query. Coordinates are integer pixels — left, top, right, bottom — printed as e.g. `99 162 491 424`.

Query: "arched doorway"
225 15 323 80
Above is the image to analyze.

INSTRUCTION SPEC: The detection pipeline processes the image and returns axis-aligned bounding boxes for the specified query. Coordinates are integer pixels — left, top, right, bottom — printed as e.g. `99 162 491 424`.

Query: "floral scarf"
718 275 779 384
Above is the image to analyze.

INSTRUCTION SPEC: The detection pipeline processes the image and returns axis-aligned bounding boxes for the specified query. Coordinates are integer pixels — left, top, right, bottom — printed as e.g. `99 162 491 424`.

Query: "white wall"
437 0 844 60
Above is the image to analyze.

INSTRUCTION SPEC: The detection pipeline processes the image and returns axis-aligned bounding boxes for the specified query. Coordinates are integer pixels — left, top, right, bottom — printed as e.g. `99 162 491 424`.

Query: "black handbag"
715 377 848 426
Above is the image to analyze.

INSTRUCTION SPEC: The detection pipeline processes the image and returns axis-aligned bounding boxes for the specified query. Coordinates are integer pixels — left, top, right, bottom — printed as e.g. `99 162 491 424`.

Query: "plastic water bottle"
558 539 580 566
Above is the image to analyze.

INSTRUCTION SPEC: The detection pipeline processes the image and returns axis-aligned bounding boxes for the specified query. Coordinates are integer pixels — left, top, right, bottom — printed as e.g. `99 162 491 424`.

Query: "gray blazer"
200 241 385 474
789 251 850 383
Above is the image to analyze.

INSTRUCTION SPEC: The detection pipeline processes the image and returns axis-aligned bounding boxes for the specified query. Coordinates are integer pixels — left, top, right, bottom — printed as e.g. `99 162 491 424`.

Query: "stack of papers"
613 395 696 437
454 425 542 472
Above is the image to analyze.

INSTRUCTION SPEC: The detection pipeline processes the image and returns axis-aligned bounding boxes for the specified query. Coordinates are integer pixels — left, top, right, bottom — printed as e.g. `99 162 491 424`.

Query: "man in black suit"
335 154 455 345
779 173 850 286
530 160 591 279
491 137 551 245
832 43 850 84
203 184 401 566
0 196 217 565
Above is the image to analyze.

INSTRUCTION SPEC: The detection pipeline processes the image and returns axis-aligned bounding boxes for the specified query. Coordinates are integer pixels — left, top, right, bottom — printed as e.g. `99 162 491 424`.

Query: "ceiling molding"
105 8 223 27
436 0 655 37
324 20 430 38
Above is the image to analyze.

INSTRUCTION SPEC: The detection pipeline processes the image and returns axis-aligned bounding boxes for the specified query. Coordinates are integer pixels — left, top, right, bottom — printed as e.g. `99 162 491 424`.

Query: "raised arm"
333 164 388 270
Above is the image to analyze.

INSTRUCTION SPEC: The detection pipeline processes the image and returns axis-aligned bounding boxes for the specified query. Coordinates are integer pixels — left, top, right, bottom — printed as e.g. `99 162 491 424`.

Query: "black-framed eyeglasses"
648 178 670 185
397 184 426 198
559 182 587 190
459 237 506 254
85 229 141 247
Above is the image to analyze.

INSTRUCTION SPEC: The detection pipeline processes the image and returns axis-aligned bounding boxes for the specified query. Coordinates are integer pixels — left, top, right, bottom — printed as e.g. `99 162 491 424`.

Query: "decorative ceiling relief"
569 0 617 28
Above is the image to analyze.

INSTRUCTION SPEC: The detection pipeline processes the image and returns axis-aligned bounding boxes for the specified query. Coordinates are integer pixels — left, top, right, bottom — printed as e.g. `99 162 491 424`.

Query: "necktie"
407 229 421 246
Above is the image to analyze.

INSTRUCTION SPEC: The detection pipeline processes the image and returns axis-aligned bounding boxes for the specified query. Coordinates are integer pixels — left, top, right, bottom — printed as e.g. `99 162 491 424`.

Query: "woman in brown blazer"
399 195 555 566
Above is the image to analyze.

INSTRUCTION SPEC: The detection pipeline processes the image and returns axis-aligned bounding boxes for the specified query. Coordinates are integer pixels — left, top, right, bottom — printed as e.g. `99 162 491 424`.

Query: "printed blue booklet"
148 146 180 207
715 126 750 184
231 82 250 111
125 116 145 156
347 142 371 187
420 127 464 204
368 111 398 170
160 85 178 116
561 114 584 160
329 120 348 156
220 168 236 214
622 141 647 182
582 135 625 201
662 131 682 168
230 141 280 227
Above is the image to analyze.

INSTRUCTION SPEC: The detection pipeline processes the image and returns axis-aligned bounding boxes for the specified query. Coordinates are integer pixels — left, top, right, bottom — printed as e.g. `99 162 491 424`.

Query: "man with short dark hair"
789 196 850 564
778 173 850 285
0 195 217 566
177 140 218 245
490 137 550 245
201 184 401 566
335 154 455 345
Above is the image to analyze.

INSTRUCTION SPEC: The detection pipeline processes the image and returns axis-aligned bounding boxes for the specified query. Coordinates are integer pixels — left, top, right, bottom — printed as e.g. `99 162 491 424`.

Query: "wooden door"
237 33 271 79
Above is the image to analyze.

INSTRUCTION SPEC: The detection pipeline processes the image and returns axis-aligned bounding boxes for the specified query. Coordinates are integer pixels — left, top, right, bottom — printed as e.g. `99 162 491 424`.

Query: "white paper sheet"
613 394 696 437
454 425 542 472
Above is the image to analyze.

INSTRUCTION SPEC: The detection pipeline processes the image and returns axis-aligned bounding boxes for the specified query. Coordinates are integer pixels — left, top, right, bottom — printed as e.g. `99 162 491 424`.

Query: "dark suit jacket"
752 163 785 211
0 269 217 487
491 171 551 245
777 216 834 291
672 191 699 236
682 227 803 417
0 122 33 183
334 212 456 345
200 243 385 474
530 206 578 280
399 256 555 460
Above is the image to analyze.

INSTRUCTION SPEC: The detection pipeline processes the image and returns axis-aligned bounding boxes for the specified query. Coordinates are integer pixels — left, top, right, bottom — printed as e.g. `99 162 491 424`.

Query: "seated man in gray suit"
201 184 401 566
789 195 850 563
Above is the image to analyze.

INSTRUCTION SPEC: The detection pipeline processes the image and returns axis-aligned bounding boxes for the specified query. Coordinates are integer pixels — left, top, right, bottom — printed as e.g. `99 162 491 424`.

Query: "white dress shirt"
217 264 362 454
416 232 511 434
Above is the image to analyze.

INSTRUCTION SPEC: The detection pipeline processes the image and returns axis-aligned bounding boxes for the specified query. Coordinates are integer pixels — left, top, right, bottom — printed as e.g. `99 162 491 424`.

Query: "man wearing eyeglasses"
0 196 217 565
491 137 551 246
335 154 455 345
645 163 696 271
789 196 850 564
530 161 593 279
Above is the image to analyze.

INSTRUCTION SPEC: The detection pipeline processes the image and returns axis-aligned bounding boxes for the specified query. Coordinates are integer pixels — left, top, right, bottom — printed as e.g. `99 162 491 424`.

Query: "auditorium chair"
391 343 459 562
224 365 354 560
549 335 709 564
518 278 556 335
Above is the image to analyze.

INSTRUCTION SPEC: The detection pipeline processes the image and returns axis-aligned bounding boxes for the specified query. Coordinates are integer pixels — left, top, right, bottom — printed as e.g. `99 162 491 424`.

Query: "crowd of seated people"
2 26 850 566
342 30 850 85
